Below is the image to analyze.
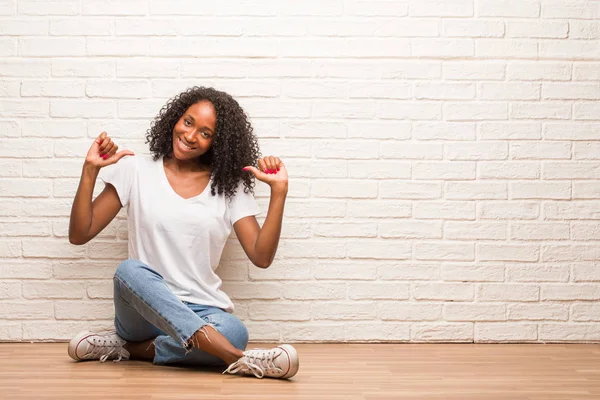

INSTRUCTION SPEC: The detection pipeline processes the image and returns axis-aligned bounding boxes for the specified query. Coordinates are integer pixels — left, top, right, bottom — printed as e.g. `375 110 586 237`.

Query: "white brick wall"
1 0 599 344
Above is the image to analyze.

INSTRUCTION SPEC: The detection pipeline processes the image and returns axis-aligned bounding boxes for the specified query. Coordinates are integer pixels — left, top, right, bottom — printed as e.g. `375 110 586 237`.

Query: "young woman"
66 86 299 379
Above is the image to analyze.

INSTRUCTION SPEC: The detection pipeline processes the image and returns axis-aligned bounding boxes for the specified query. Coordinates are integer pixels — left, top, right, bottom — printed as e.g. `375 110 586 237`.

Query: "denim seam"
114 275 195 348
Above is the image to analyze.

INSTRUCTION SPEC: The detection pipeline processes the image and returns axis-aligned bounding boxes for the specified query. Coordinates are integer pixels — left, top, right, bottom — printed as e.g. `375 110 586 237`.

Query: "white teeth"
179 138 193 150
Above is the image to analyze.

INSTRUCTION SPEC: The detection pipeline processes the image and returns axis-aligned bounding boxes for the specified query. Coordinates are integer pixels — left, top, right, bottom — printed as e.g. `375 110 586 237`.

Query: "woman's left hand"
243 156 288 191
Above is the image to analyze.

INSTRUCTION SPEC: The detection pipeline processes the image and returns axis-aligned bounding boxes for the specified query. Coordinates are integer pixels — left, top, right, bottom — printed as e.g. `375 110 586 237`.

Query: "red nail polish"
103 155 108 159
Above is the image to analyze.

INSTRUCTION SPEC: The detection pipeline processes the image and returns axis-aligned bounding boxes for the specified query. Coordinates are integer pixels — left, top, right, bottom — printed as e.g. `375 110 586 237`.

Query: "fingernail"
103 155 108 159
242 167 249 171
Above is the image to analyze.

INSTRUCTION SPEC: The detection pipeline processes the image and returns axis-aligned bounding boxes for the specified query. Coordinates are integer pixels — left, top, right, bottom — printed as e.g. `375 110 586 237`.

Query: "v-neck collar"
159 156 211 202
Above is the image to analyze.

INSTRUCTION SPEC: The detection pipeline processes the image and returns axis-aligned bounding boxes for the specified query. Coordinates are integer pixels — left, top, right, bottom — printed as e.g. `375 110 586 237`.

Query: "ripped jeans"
113 259 249 366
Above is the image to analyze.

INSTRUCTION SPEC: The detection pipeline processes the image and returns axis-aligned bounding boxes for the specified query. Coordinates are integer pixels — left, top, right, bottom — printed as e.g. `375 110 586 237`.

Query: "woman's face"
171 100 217 161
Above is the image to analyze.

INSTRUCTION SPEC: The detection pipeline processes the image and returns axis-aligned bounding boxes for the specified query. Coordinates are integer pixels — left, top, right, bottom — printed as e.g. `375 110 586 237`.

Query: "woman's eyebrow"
186 114 214 133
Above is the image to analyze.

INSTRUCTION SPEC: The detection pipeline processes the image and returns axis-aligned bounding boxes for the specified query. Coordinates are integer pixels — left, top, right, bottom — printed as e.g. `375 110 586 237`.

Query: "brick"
314 140 378 159
20 38 84 56
508 303 568 321
312 302 378 320
379 220 441 239
52 59 114 78
348 282 409 300
444 303 505 321
55 301 114 320
414 201 475 220
381 142 442 160
443 20 503 37
480 122 541 140
415 242 475 261
541 1 600 19
86 80 151 99
82 0 147 15
480 83 540 100
573 102 600 120
510 181 570 200
22 281 86 299
510 223 569 240
380 303 442 321
571 304 600 321
444 222 506 240
442 263 504 282
413 282 474 301
445 143 508 160
541 284 600 301
478 162 540 179
0 178 52 197
475 323 537 342
313 222 377 238
478 1 540 17
543 162 600 180
380 181 441 199
413 162 476 180
347 240 411 260
476 40 537 58
18 0 79 15
249 302 310 321
538 323 600 342
348 200 411 218
23 240 85 258
510 102 571 120
478 284 539 301
570 141 600 161
444 102 507 121
507 62 571 81
50 18 112 35
443 61 505 80
544 123 600 140
313 260 378 280
506 21 567 38
446 181 507 200
414 82 475 100
0 301 53 319
379 263 440 280
506 264 569 282
478 243 540 262
511 142 571 159
411 323 473 342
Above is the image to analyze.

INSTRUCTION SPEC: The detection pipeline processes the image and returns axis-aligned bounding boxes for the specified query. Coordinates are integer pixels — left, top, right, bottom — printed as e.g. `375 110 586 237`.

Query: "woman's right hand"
85 132 135 169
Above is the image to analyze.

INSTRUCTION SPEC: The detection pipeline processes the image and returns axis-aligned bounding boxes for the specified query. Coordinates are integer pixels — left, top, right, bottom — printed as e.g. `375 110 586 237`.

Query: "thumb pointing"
115 151 135 161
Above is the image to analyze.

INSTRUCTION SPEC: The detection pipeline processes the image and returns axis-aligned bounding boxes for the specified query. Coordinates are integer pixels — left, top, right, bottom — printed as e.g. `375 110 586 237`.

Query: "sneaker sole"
67 330 94 361
278 344 299 379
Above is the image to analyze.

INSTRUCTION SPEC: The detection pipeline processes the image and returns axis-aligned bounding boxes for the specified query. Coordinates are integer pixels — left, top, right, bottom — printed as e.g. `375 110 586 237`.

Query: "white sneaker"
223 344 299 379
68 330 130 363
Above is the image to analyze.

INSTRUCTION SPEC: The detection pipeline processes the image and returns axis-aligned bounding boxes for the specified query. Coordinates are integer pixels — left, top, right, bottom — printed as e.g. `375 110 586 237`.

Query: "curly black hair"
145 86 261 200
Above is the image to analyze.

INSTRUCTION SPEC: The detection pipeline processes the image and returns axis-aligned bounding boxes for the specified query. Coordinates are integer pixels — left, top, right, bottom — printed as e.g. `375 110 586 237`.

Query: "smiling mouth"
178 137 195 150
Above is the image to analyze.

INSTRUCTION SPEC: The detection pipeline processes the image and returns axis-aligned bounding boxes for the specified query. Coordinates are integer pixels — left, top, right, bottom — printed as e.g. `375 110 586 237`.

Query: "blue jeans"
113 259 249 366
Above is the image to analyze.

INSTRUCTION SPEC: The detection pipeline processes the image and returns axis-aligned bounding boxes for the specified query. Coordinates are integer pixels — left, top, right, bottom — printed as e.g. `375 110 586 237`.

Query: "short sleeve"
98 156 137 207
228 182 261 226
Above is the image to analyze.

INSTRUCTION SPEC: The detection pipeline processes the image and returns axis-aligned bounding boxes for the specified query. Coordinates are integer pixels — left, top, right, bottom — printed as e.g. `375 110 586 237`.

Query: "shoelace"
87 335 128 363
223 349 283 379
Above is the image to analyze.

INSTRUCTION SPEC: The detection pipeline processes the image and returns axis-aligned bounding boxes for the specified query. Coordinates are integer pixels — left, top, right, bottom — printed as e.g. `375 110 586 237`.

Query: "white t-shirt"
99 155 261 312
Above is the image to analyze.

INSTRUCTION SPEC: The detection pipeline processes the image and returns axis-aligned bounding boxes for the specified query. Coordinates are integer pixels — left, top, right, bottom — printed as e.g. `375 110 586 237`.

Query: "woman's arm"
234 156 288 269
69 132 134 245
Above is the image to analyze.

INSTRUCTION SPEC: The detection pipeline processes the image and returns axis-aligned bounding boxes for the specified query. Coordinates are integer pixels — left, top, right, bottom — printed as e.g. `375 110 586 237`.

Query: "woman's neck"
164 154 209 174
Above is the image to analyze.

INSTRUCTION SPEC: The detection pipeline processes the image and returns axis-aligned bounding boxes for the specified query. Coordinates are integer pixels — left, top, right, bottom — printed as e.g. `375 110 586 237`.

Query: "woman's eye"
184 120 191 126
202 132 211 138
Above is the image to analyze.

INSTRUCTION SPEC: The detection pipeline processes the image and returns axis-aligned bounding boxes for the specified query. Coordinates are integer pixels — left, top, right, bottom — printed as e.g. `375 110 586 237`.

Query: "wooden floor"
1 343 599 400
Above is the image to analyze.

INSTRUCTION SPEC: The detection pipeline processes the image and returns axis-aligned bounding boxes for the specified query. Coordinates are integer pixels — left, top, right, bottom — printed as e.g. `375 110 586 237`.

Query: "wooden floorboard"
1 343 599 399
